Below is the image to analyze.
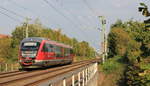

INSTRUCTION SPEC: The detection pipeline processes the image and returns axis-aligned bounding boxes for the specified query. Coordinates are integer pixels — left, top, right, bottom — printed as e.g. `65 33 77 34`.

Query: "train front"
19 38 41 68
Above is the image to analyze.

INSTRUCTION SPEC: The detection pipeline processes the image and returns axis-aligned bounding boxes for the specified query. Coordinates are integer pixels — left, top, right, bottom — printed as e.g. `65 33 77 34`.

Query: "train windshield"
21 42 40 51
21 42 40 58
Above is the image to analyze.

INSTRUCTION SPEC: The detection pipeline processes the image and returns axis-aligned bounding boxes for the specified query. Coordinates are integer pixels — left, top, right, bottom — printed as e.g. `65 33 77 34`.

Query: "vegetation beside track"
98 56 126 86
99 19 150 86
74 56 94 62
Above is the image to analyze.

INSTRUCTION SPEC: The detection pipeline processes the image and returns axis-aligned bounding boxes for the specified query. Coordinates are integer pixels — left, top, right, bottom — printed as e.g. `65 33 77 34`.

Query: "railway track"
0 70 19 75
0 59 98 86
0 71 27 78
0 61 85 79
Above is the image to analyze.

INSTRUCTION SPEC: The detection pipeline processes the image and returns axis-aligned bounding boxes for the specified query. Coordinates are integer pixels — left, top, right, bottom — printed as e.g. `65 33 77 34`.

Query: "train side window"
42 43 48 52
55 46 61 57
49 44 54 52
64 48 69 56
42 43 55 52
68 49 70 54
70 49 73 54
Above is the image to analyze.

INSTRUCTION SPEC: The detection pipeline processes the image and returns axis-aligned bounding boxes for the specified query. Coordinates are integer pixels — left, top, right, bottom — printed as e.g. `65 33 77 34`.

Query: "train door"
47 44 55 59
42 43 49 60
55 46 62 58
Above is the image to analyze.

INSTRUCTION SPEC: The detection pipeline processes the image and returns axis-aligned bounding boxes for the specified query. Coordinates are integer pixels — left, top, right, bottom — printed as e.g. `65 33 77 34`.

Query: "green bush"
125 65 150 86
140 62 150 70
100 56 125 74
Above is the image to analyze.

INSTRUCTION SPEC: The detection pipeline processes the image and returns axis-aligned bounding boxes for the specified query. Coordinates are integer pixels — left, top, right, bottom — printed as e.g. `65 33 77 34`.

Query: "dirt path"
98 71 123 86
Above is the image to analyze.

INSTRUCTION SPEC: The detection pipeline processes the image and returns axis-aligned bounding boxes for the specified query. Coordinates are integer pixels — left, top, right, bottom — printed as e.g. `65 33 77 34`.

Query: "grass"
98 56 126 86
99 56 126 74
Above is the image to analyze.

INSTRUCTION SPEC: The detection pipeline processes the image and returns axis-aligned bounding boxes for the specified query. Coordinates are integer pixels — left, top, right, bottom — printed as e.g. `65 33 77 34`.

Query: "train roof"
21 37 48 43
21 37 72 49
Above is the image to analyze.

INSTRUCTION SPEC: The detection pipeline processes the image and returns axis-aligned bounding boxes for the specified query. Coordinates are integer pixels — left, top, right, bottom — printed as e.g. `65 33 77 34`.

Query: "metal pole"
25 18 31 38
26 22 28 38
98 16 107 63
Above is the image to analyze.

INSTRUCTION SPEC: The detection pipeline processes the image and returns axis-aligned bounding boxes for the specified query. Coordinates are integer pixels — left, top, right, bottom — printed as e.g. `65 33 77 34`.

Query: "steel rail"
0 70 19 75
0 71 28 78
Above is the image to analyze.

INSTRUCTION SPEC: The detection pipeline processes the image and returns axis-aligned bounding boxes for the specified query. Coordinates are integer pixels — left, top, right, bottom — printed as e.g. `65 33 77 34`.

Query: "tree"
108 20 144 63
138 3 150 17
108 27 131 57
0 38 13 59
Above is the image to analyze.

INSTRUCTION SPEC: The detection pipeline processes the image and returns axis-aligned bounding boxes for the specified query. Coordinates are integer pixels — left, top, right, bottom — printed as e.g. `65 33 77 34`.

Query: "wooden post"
0 64 1 72
5 63 8 72
11 64 14 71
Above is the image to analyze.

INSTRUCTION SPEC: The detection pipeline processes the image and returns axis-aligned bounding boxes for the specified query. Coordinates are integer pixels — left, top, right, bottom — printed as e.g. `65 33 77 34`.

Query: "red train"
19 37 74 68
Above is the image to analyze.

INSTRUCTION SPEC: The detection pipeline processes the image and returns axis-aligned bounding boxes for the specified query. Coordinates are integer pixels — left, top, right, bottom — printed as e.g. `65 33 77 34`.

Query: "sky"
0 0 149 51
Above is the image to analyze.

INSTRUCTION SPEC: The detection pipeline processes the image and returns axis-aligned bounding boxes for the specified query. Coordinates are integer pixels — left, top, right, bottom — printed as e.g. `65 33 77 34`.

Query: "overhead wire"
8 0 30 11
0 0 98 49
0 6 25 19
42 0 84 31
82 0 98 16
53 0 92 29
7 0 80 39
7 0 61 28
53 0 98 47
2 0 98 47
43 0 95 33
55 0 95 30
82 0 99 28
81 0 102 48
42 0 89 40
82 0 103 31
51 1 83 27
83 0 106 52
0 10 21 22
43 0 76 25
52 0 91 37
43 0 89 31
